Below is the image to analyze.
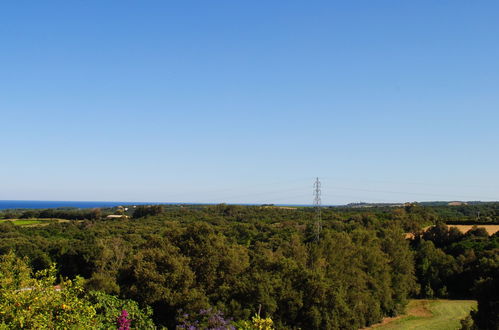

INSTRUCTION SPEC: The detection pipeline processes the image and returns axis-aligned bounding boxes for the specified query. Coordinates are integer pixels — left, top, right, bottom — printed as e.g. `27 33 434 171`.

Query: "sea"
0 200 320 210
0 200 151 210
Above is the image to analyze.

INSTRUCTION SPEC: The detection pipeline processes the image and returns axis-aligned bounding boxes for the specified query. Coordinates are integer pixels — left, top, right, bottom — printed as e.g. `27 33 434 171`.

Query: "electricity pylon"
314 177 322 241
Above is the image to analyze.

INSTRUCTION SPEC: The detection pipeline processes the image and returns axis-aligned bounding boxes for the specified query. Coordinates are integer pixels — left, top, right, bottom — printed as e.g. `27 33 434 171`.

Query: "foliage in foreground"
0 251 154 329
176 308 274 330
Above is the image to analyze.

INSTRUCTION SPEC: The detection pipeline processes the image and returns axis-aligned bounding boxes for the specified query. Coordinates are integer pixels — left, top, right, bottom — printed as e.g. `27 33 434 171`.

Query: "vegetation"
0 219 52 226
0 251 154 329
373 299 477 330
0 202 497 329
0 219 67 227
0 208 103 221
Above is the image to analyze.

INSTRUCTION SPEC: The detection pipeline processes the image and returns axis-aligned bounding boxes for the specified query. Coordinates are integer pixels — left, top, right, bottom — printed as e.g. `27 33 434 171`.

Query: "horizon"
0 198 497 208
2 1 499 204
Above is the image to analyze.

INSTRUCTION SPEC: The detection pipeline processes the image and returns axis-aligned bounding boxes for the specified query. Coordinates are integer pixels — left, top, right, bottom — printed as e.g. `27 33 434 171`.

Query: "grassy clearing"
371 299 476 330
0 218 68 226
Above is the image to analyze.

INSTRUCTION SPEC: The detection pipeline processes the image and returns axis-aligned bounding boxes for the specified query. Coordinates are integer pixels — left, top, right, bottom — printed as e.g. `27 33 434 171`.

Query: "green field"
374 299 476 330
0 219 63 226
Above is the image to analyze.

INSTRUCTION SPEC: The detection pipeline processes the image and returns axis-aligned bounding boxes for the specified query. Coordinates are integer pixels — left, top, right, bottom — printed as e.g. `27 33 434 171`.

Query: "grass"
372 299 476 330
0 218 67 226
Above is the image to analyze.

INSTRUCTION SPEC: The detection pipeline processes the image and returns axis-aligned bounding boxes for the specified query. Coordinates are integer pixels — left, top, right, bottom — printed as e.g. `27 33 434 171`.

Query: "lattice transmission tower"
313 177 322 241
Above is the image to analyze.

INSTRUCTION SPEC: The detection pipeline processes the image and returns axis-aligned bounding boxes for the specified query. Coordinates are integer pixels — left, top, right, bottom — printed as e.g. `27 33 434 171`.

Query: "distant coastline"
3 200 493 211
0 200 149 210
0 200 320 210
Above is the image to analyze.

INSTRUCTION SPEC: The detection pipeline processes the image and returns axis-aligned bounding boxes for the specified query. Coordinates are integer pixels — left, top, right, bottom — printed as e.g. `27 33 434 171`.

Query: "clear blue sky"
1 1 498 204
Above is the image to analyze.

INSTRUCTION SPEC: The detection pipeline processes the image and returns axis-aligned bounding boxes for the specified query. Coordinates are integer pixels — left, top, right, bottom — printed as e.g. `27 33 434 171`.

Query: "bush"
0 251 154 329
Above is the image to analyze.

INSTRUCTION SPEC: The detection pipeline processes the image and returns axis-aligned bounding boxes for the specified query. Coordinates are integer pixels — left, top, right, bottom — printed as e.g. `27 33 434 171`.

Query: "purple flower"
117 310 131 330
176 308 234 330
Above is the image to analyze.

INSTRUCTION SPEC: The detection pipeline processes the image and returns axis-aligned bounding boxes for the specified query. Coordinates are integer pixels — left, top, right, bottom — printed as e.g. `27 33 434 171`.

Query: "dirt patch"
409 300 432 317
362 315 403 329
363 300 432 329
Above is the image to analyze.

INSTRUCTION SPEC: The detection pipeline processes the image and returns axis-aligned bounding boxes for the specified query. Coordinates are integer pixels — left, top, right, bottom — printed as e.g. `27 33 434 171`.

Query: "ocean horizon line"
0 200 326 210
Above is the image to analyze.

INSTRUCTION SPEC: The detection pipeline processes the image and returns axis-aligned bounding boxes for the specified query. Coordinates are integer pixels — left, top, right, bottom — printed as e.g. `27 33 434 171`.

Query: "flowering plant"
117 310 131 330
177 308 235 330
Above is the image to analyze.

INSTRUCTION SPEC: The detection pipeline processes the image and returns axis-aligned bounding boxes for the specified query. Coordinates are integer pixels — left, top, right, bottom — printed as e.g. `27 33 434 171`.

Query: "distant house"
105 214 128 219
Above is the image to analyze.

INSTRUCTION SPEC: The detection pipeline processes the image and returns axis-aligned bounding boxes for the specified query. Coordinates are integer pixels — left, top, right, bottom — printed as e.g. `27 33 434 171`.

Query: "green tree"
120 237 207 328
414 239 457 298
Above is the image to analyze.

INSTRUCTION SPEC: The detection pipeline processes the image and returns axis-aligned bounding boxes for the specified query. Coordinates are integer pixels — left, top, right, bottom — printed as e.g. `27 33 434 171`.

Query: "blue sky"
1 1 498 204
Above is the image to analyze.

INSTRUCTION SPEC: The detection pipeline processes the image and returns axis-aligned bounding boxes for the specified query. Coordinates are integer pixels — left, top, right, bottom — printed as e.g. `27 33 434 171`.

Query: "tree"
414 239 458 298
120 237 207 328
470 249 499 330
132 205 164 218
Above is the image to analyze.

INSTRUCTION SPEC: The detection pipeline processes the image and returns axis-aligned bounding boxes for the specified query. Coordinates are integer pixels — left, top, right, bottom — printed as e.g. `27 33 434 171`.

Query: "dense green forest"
0 203 497 329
